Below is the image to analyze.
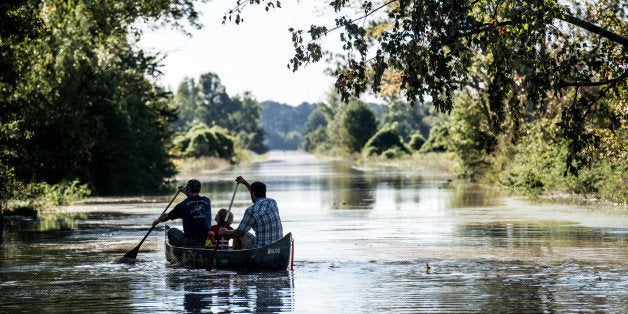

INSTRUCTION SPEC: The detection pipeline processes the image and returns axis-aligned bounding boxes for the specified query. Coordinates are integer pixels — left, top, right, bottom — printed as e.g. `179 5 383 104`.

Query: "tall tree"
0 1 42 205
339 101 378 153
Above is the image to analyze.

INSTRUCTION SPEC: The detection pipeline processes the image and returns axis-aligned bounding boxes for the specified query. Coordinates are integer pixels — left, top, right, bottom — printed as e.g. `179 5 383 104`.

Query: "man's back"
169 195 212 242
239 197 283 247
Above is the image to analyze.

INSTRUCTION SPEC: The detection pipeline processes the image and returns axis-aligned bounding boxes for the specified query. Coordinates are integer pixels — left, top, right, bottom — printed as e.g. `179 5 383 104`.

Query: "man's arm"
236 176 251 191
153 213 169 226
219 228 245 238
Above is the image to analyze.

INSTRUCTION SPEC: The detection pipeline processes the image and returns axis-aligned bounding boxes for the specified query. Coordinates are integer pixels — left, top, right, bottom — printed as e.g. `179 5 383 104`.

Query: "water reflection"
447 183 506 208
1 151 626 312
165 270 294 312
329 165 376 210
457 221 612 247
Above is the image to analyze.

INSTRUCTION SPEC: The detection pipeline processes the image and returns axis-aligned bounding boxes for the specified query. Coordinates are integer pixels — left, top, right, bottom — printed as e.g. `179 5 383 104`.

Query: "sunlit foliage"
172 122 235 160
362 123 409 157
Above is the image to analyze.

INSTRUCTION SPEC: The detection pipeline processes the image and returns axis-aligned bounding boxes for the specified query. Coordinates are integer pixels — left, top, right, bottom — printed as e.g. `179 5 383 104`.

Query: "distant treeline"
260 99 440 154
261 102 316 150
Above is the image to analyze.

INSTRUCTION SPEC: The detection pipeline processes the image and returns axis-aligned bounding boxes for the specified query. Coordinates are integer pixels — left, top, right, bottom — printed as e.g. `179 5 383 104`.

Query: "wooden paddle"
117 189 181 263
207 182 239 270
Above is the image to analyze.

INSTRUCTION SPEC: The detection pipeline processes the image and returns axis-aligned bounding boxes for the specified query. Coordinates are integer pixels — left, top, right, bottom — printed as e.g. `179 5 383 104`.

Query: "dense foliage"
380 101 435 141
408 133 425 151
172 123 235 159
229 0 627 202
171 73 268 154
339 102 378 153
0 1 42 206
363 124 409 157
1 0 206 201
300 89 446 156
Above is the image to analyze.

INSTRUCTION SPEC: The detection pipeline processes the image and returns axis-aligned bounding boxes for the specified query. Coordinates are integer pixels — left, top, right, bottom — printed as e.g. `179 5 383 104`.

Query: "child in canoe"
206 208 234 249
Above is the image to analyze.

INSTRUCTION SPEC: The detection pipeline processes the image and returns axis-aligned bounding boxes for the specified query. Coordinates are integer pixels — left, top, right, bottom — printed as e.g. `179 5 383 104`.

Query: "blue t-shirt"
168 195 212 242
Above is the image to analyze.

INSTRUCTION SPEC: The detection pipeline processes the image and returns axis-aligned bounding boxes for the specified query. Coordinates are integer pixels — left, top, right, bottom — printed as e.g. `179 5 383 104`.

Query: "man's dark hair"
250 181 266 198
186 179 201 193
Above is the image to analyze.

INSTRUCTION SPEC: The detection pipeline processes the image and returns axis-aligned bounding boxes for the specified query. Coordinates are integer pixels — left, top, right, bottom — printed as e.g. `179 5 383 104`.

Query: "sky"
137 1 352 107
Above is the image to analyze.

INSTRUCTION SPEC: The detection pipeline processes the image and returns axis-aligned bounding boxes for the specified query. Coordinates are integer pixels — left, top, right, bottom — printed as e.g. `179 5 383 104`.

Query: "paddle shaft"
126 189 180 257
224 182 239 225
207 182 239 270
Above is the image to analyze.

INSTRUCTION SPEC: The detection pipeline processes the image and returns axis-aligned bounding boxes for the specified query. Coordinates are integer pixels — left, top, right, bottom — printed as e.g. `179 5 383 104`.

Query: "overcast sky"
138 1 352 106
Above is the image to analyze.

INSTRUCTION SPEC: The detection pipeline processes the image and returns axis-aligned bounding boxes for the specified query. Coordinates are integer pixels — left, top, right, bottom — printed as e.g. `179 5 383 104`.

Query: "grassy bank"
173 149 266 180
356 152 457 175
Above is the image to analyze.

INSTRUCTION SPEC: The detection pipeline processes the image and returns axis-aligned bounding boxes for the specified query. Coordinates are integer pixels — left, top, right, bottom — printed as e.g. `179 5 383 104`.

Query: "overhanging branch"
559 14 628 46
557 70 628 88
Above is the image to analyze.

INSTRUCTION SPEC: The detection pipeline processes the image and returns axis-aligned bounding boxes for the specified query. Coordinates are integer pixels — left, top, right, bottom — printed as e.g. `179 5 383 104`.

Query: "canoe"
164 226 292 270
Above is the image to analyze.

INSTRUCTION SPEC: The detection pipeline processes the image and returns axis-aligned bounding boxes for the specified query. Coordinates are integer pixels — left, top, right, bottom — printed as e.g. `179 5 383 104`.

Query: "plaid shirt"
237 197 283 248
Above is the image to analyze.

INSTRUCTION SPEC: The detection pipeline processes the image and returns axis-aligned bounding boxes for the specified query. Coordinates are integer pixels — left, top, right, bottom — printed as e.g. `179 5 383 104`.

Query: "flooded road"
1 151 627 312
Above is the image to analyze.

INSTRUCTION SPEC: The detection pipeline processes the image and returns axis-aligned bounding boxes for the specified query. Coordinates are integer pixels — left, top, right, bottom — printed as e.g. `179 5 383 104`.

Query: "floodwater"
1 151 627 313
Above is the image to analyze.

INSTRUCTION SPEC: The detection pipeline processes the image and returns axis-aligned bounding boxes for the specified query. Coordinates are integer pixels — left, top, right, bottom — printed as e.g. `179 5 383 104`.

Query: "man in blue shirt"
153 179 212 247
219 176 283 249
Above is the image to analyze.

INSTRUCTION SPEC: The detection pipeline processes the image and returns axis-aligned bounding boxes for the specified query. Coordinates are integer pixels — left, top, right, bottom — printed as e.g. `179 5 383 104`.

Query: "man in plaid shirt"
219 176 283 249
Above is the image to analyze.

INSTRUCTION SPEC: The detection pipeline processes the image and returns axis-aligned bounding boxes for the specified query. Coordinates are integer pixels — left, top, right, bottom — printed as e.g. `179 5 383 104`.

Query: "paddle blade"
115 246 139 264
114 255 137 264
124 245 139 258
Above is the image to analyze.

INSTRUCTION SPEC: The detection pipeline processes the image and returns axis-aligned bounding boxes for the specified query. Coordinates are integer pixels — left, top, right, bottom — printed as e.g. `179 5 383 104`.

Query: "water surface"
2 151 626 312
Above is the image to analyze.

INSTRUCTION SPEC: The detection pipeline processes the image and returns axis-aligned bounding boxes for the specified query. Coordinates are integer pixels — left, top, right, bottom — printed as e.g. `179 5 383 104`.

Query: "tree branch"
557 70 628 88
559 14 628 46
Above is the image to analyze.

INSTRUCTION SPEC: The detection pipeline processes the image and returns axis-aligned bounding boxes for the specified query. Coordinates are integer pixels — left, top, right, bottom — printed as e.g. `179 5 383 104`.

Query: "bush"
382 147 407 159
173 122 235 160
500 119 568 194
363 126 409 156
43 179 91 206
302 126 331 153
420 124 450 153
408 133 426 151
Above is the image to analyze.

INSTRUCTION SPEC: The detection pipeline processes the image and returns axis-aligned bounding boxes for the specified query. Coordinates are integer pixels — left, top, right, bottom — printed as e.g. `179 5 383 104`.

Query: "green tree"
408 133 426 151
232 0 627 175
0 1 42 206
303 108 328 135
173 122 235 159
381 100 443 141
339 101 378 153
448 93 498 179
420 125 451 153
261 101 316 150
172 73 267 153
363 123 409 157
171 78 199 132
302 126 331 153
1 0 205 197
232 92 267 154
301 106 331 152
